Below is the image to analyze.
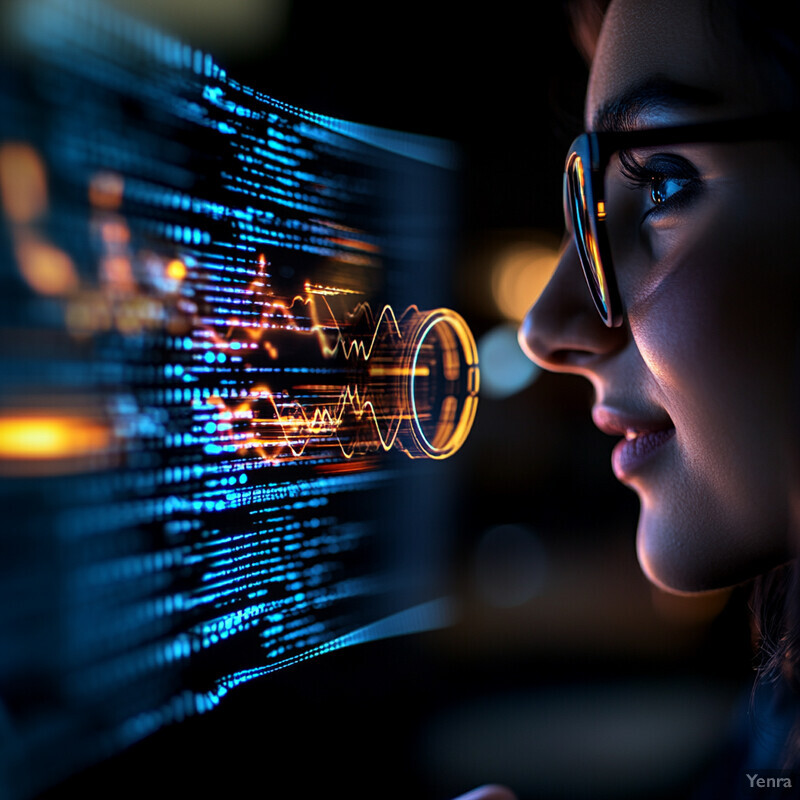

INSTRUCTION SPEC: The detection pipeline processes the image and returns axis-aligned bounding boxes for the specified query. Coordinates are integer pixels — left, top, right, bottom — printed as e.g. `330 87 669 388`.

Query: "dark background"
35 3 757 799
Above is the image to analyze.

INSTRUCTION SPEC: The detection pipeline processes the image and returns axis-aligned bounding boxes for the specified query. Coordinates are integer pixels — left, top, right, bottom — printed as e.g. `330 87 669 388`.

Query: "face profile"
520 0 799 594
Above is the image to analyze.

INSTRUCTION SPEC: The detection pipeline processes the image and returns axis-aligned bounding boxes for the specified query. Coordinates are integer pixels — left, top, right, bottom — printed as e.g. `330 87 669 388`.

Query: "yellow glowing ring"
407 308 479 459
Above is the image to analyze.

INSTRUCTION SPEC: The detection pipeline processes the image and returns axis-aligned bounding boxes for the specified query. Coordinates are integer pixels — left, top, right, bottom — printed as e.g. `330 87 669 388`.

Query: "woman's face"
521 0 798 593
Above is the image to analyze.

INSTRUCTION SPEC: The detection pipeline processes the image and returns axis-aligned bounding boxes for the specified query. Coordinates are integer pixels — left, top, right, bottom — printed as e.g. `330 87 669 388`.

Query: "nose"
519 238 626 375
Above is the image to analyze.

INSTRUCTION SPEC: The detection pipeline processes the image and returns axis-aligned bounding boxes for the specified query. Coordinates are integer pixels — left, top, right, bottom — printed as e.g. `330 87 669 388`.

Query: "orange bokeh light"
88 171 125 210
15 234 79 296
0 142 48 224
101 255 135 291
0 412 112 474
166 258 187 281
490 235 560 322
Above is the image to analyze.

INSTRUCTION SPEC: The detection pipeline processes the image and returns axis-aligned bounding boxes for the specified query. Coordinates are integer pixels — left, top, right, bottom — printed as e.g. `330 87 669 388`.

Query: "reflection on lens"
568 151 608 320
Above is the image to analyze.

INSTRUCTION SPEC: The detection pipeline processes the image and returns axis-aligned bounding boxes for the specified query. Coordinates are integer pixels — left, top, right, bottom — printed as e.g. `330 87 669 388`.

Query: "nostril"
550 348 583 367
519 295 628 373
549 347 602 369
518 324 561 371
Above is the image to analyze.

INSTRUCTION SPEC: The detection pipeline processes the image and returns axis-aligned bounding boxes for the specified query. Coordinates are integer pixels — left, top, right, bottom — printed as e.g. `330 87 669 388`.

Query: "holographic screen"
0 1 479 796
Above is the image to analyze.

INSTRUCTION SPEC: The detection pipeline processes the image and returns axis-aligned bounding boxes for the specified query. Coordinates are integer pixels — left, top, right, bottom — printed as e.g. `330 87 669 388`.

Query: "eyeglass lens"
566 150 610 321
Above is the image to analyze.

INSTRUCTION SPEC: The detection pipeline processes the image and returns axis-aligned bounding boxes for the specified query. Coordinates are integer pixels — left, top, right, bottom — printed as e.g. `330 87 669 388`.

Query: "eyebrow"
591 77 724 133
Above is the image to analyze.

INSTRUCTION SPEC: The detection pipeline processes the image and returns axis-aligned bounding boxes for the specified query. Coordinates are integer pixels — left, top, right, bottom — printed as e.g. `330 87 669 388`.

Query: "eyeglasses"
563 113 794 327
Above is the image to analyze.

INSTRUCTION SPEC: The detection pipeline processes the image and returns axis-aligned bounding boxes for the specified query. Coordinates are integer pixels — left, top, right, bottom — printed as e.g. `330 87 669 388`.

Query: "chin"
633 504 787 596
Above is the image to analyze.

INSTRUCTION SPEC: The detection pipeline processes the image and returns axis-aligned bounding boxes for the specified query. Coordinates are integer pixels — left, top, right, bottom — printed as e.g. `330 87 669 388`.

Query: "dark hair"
564 0 608 64
751 563 800 767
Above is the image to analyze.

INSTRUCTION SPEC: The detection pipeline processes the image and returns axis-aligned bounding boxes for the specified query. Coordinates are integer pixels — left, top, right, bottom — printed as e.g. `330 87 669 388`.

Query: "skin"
520 0 798 593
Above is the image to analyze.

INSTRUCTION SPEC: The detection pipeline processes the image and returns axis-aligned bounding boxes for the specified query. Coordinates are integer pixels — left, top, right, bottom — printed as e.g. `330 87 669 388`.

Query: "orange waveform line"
200 254 410 367
207 381 405 461
302 287 410 362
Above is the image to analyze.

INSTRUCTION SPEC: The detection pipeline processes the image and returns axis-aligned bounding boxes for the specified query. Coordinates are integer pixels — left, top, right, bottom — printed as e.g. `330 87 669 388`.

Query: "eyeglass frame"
563 112 796 328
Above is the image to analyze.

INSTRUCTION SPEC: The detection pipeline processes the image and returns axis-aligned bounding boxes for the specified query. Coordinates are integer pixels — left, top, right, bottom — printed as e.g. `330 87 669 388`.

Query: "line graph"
198 255 479 460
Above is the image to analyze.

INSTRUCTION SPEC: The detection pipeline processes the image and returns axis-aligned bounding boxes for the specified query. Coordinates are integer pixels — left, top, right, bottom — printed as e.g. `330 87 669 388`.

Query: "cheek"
630 174 797 418
634 225 790 478
625 214 795 591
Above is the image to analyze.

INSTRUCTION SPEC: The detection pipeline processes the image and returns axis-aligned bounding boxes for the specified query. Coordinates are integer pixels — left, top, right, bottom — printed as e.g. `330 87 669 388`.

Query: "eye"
650 175 693 205
619 151 702 214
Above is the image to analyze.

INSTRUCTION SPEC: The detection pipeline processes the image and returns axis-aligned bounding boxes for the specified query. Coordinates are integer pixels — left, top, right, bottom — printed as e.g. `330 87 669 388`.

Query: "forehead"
586 0 757 129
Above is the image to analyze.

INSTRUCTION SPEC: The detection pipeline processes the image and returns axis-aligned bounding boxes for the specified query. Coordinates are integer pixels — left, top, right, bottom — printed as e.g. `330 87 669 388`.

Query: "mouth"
592 406 676 481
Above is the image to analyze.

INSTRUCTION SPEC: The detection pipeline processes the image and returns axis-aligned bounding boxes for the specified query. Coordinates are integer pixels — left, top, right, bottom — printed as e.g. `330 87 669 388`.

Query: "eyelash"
618 151 702 214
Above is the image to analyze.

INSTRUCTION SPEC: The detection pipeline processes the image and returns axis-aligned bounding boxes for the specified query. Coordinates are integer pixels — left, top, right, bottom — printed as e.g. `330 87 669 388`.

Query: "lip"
592 406 676 481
